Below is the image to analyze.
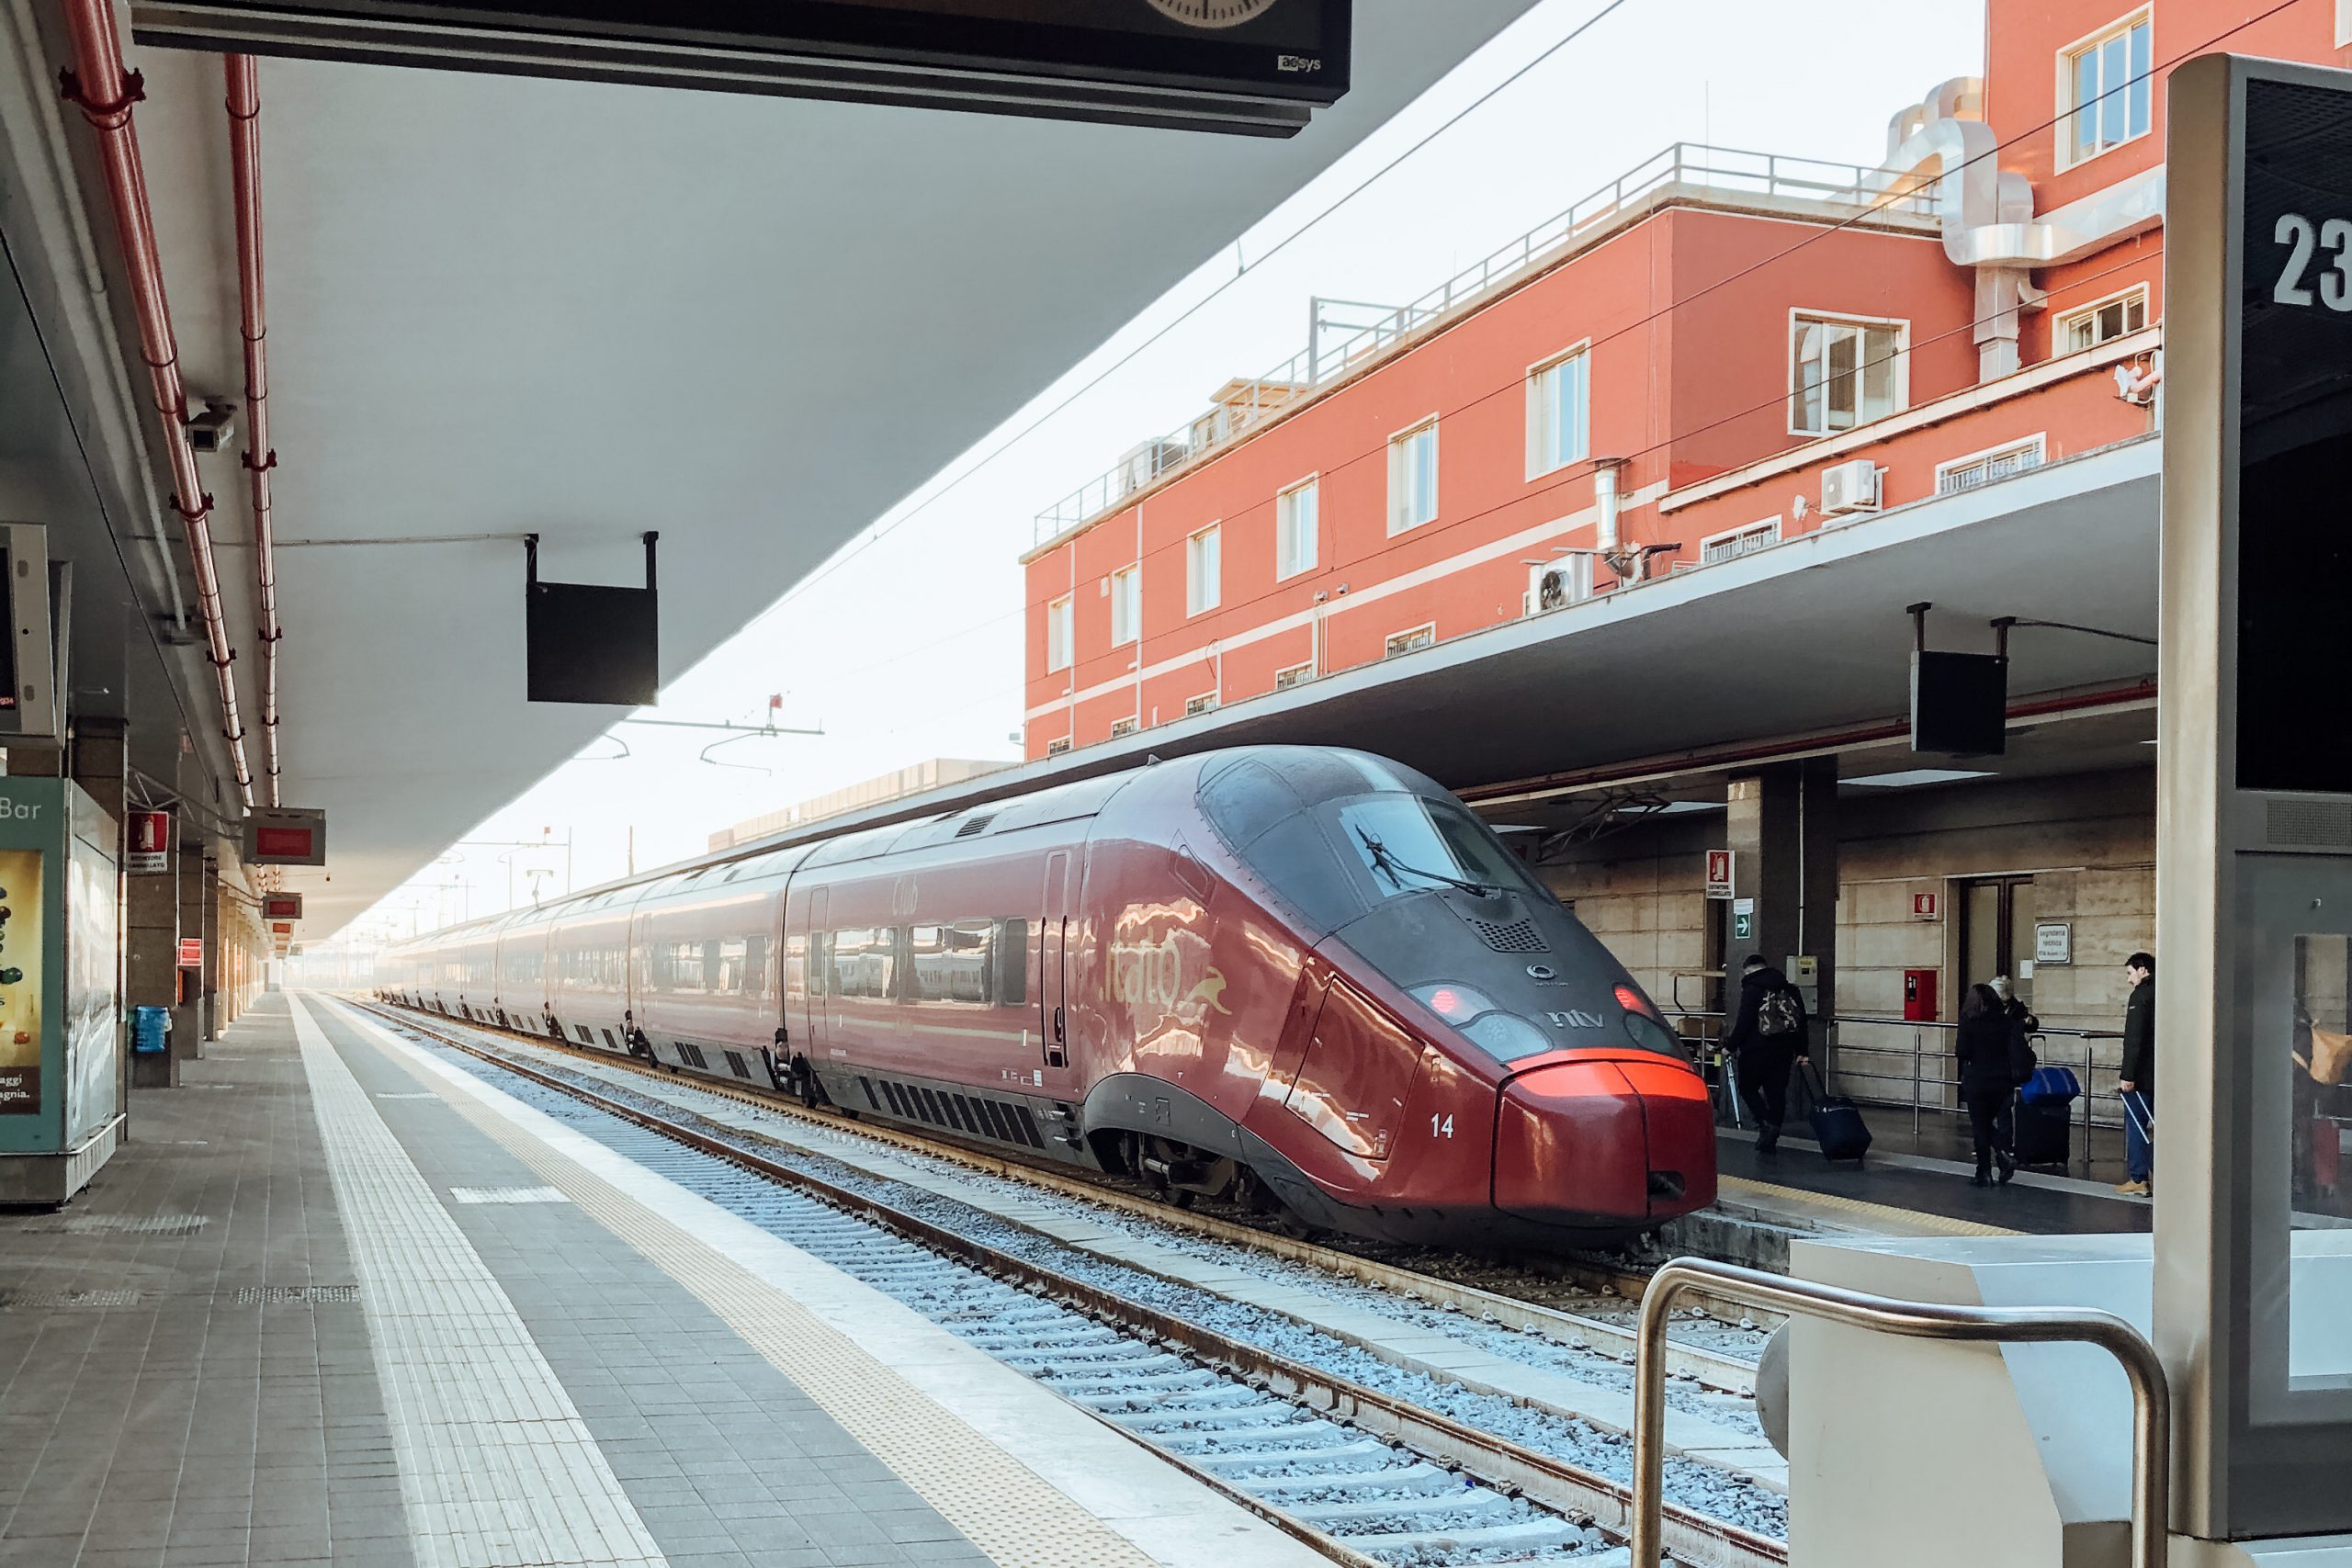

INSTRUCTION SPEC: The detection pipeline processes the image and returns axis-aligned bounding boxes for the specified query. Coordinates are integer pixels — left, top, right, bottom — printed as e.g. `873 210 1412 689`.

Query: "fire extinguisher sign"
1704 849 1735 900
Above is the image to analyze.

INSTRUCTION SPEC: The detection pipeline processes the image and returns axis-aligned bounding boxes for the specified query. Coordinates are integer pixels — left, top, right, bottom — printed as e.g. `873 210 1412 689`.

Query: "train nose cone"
1493 1057 1718 1229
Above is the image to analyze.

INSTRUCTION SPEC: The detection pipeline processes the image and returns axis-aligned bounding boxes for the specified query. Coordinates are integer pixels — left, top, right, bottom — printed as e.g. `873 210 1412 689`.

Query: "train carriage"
383 746 1717 1247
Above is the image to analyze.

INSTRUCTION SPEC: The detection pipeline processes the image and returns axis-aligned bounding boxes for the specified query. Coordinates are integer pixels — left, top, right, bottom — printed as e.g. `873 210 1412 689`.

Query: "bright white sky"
347 0 1985 947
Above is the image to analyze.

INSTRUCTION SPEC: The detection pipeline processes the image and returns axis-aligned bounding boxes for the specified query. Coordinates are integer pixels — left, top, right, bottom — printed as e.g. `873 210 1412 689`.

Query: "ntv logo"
1544 1010 1605 1029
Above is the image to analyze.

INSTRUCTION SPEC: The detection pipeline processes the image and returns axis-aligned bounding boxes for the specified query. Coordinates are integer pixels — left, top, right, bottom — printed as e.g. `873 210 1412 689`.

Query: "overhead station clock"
134 0 1352 136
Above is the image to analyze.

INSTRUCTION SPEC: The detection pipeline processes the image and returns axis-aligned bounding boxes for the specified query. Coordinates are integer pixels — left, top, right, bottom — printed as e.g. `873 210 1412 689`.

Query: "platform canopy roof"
0 1 1542 932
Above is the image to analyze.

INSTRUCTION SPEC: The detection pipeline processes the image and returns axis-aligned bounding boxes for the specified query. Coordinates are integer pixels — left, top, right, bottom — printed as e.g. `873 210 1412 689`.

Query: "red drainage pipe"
59 0 254 807
224 53 281 807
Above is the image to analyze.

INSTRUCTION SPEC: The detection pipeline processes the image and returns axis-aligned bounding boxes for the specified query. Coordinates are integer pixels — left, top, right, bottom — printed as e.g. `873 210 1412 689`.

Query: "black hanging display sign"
526 533 660 707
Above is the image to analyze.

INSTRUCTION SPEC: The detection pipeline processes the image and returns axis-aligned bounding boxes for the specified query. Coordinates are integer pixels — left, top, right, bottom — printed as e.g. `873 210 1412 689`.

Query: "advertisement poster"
65 830 118 1145
0 849 45 1116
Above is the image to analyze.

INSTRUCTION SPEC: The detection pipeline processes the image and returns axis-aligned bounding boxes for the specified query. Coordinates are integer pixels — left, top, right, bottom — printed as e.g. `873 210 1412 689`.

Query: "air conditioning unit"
1115 439 1189 498
1525 554 1594 616
1820 459 1883 515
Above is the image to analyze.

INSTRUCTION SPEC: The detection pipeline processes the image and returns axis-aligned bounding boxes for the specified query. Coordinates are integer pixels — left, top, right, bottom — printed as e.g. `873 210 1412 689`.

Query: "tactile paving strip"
447 1186 570 1205
290 997 671 1568
357 1020 1159 1568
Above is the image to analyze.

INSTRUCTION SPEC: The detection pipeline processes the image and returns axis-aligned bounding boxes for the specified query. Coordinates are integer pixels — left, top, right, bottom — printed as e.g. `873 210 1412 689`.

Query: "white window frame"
1046 594 1073 673
1108 715 1139 739
1787 310 1910 437
1185 524 1222 616
1698 517 1782 565
2340 0 2352 48
1109 565 1140 648
1184 692 1219 717
1273 660 1315 690
1384 623 1437 660
2053 284 2150 354
1526 342 1592 479
1275 476 1319 581
1387 417 1440 536
1934 433 2049 494
1046 737 1072 757
2055 9 2154 172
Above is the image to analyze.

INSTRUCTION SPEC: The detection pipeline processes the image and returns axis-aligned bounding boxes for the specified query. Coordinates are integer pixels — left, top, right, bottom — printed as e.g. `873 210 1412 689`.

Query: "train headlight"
1411 982 1497 1023
1463 1012 1554 1060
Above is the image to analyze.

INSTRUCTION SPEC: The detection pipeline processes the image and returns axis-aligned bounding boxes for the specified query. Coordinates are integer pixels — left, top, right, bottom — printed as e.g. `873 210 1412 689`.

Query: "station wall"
1534 766 2155 1117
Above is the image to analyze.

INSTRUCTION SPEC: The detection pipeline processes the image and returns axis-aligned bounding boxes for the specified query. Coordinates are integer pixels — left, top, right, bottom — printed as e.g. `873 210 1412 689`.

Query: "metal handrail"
1631 1258 2170 1568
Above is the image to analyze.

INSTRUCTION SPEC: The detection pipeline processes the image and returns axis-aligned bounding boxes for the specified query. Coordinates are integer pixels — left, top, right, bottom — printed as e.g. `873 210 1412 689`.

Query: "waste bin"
2015 1066 2080 1168
131 1005 169 1055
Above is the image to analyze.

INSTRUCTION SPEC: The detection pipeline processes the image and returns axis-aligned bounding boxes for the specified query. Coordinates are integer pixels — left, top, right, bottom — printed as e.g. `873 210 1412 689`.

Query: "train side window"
745 935 769 995
910 922 992 1005
831 929 898 999
995 919 1029 1007
716 939 748 993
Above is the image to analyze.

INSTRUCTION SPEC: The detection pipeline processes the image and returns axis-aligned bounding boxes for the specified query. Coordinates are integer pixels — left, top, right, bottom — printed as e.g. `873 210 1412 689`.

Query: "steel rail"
1631 1258 2168 1568
365 1002 1789 1568
379 999 1762 1389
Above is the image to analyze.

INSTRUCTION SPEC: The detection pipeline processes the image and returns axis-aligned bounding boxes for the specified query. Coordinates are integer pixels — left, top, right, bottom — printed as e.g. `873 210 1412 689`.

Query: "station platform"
1710 1115 2154 1242
0 994 1327 1568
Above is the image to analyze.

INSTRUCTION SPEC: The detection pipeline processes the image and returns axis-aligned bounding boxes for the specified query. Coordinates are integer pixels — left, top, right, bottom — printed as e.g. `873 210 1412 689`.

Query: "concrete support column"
128 840 179 1089
172 838 208 1058
68 719 129 1114
198 850 220 1043
1725 756 1841 1060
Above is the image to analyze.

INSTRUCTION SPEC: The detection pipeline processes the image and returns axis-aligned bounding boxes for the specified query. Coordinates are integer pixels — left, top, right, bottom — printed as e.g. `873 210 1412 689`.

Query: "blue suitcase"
1800 1066 1871 1162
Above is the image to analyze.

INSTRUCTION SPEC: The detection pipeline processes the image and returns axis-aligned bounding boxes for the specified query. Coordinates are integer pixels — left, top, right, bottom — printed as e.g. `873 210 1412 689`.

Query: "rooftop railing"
1031 142 1936 547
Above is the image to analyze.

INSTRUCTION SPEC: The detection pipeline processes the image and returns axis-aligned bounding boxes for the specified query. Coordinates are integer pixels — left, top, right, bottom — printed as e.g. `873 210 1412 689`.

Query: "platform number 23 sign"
2273 213 2352 309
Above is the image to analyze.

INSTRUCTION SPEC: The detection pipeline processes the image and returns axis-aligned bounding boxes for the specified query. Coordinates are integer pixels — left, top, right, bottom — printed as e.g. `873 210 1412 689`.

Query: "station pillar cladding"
1724 757 1838 1035
125 818 179 1089
2154 52 2352 1550
171 833 209 1054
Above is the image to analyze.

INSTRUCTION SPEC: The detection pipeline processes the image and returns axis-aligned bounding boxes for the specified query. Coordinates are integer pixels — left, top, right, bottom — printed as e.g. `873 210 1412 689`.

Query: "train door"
1283 976 1423 1162
1041 851 1070 1069
804 886 828 1052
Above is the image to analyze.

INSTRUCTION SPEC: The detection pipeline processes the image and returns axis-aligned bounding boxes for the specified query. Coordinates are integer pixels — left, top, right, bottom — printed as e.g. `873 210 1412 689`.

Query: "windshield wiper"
1354 828 1498 897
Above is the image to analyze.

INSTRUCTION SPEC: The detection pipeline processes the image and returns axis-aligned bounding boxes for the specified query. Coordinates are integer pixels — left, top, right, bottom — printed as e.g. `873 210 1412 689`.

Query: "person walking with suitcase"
1724 953 1808 1155
2117 952 2156 1196
1955 983 2019 1187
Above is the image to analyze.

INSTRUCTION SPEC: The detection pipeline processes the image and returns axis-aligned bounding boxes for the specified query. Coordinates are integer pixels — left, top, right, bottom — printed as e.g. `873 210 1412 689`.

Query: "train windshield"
1199 752 1543 934
1337 797 1535 900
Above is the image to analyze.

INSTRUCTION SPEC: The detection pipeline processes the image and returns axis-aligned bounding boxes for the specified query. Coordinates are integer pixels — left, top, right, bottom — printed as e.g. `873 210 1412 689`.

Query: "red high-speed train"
379 747 1716 1246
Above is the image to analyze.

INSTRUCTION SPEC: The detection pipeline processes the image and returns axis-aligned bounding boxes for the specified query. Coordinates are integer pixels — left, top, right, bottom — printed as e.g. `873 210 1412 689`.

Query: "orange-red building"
1019 0 2345 760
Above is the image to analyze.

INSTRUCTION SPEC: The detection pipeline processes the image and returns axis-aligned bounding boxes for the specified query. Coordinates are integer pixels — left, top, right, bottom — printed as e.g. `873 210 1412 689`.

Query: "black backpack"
1758 985 1802 1039
2007 1019 2040 1085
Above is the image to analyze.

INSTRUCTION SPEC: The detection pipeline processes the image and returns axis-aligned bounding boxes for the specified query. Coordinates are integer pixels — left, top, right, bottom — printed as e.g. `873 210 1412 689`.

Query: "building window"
2055 287 2148 352
1527 348 1589 477
2061 12 2152 167
1273 661 1314 690
1186 525 1221 615
1109 565 1140 647
1936 435 2047 494
1790 313 1905 435
1385 624 1436 659
1388 421 1438 535
1700 519 1780 565
1276 479 1317 579
1046 737 1072 756
1109 716 1138 739
1184 693 1219 717
1046 594 1072 672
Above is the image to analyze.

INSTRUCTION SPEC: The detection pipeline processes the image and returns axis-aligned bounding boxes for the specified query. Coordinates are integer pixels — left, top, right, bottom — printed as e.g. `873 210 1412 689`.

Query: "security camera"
186 400 237 455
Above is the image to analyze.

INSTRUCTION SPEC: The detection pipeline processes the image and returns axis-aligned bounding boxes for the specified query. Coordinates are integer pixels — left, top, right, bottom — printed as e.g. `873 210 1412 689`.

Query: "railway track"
351 998 1787 1568
366 998 1776 1374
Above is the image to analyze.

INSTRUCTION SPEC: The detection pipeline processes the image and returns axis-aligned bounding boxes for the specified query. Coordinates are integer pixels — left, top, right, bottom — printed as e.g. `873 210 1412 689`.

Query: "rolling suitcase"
2014 1097 2072 1168
1798 1065 1871 1163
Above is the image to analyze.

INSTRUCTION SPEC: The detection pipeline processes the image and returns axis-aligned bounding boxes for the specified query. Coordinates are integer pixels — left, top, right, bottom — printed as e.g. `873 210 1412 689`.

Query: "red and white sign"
127 809 172 874
1704 849 1735 899
1913 892 1940 919
270 921 293 938
245 807 326 867
176 937 204 967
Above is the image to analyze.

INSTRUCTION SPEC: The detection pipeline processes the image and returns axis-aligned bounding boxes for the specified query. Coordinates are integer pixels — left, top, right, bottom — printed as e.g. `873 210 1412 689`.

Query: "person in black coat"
1722 954 1809 1154
2117 952 2155 1195
1955 982 2018 1187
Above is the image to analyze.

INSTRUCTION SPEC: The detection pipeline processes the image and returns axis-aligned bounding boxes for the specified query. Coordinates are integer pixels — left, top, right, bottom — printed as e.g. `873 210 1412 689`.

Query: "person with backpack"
1724 953 1808 1154
1955 983 2019 1187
